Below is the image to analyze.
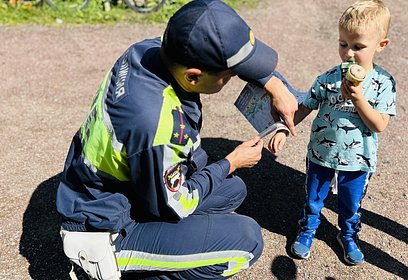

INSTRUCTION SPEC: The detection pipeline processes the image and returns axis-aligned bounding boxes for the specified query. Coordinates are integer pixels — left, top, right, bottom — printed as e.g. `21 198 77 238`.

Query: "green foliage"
0 0 259 25
1 0 143 25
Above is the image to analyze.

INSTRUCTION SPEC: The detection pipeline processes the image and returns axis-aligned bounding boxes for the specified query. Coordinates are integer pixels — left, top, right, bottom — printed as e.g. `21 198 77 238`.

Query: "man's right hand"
225 137 264 174
264 75 298 136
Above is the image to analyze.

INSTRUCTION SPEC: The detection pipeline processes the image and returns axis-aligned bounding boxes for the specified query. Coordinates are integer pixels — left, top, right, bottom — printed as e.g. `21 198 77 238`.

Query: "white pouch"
60 229 121 280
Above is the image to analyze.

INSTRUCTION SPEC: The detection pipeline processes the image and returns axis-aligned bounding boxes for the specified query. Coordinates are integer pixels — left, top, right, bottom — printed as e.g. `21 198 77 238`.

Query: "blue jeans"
299 160 371 237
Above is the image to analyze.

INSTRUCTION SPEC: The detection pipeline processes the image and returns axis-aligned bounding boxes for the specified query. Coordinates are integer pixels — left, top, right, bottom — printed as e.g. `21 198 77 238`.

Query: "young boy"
269 0 396 265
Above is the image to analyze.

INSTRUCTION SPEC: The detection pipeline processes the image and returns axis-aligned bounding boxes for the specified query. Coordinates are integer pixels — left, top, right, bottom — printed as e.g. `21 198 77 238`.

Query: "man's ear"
185 68 202 85
377 38 390 53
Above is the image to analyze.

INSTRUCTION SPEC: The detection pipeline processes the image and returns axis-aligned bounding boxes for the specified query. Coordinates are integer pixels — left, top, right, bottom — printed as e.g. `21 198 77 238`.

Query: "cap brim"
232 39 278 82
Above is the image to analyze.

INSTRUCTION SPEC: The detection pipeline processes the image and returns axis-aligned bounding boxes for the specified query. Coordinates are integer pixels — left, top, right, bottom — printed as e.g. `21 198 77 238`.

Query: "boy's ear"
377 38 390 53
185 68 202 85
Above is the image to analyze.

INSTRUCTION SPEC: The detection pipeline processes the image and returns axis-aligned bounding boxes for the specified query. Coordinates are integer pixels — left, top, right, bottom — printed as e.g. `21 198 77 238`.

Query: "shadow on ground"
19 174 89 280
19 137 407 279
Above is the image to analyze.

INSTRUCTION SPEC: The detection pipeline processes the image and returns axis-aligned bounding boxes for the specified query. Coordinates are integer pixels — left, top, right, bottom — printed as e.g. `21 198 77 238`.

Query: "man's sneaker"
337 234 365 265
291 230 315 259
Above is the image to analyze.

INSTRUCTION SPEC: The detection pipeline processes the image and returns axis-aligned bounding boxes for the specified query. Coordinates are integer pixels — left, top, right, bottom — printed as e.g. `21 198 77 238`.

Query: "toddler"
270 0 396 265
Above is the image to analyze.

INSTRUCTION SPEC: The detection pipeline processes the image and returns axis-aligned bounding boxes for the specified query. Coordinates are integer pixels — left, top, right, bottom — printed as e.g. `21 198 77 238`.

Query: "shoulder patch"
164 163 183 192
170 107 191 145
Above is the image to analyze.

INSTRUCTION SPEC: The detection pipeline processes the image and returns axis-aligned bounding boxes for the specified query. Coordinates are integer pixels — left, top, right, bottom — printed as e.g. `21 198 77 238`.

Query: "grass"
0 0 260 25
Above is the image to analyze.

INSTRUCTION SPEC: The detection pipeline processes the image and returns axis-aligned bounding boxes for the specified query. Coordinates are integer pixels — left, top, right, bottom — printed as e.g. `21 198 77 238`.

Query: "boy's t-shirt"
302 64 396 172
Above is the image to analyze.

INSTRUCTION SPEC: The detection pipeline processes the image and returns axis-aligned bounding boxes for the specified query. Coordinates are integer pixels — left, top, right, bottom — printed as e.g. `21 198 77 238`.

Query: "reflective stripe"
80 72 130 182
153 86 177 147
153 86 199 217
193 134 201 151
178 189 199 212
101 84 123 153
116 250 254 277
226 40 254 68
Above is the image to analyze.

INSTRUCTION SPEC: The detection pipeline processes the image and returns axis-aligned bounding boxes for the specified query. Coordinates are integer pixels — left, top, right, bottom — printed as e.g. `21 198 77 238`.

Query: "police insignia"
164 163 183 192
171 107 191 145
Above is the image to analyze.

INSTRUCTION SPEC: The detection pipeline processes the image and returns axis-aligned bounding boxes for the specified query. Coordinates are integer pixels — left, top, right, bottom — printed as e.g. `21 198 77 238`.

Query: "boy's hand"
341 78 364 102
268 131 288 155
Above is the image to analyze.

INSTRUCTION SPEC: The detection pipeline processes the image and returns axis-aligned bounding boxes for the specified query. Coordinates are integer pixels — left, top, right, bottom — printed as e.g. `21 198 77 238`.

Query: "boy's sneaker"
291 230 315 259
337 234 365 265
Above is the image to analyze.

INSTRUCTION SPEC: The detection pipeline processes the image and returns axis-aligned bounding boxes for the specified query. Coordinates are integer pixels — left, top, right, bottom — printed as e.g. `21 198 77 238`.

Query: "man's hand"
264 76 298 136
225 137 264 174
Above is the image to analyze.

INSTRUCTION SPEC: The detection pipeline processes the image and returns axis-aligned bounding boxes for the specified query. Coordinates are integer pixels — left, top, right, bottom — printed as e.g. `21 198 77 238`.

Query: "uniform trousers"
116 175 263 279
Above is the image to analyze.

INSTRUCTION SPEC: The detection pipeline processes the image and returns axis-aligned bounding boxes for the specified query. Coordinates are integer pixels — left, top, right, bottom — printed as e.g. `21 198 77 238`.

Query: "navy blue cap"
162 0 278 83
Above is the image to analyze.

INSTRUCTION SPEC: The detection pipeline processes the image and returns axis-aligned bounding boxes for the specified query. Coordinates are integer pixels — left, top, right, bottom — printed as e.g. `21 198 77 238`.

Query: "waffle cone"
346 64 366 86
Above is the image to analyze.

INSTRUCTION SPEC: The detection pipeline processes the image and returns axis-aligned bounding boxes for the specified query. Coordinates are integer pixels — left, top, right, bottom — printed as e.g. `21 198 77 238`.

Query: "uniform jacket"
56 38 231 233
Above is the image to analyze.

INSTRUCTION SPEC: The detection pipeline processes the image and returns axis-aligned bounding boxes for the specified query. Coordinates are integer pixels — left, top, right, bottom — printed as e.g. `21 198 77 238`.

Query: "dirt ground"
0 0 407 279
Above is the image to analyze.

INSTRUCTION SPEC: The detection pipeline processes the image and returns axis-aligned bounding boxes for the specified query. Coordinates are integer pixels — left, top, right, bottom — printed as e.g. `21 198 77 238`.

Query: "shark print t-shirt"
302 64 396 172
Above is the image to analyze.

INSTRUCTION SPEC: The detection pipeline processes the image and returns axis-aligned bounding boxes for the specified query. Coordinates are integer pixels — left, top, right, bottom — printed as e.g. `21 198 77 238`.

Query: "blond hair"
339 0 391 39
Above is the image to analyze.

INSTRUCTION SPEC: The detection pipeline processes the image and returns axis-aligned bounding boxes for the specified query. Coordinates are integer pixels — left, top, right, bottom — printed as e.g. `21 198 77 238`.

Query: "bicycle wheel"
124 0 166 13
42 0 57 9
43 0 91 10
74 0 91 10
20 0 53 9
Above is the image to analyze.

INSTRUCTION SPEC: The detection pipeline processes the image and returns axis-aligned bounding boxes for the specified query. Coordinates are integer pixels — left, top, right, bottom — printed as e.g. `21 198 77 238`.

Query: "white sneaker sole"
291 242 310 259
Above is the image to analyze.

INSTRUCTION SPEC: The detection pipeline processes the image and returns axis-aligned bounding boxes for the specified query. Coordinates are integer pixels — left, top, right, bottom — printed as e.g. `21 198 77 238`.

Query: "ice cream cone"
346 64 366 86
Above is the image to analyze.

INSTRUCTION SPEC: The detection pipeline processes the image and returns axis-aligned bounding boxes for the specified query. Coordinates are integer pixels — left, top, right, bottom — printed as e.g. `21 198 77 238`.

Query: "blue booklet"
234 73 306 138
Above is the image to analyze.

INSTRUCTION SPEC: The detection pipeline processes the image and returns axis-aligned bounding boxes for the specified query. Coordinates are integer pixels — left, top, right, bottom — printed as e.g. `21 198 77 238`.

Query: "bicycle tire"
75 0 91 10
123 0 166 13
42 0 91 11
42 0 57 9
22 0 53 9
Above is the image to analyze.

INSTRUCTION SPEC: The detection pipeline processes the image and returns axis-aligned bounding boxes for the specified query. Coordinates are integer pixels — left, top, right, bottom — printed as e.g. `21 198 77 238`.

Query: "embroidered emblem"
164 164 182 192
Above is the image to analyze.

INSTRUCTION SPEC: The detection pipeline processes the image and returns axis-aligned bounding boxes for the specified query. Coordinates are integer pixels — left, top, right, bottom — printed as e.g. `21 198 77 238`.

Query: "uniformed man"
56 0 298 279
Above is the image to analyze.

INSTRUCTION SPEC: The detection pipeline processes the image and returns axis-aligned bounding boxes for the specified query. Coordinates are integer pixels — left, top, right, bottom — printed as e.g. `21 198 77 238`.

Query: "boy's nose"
347 49 355 58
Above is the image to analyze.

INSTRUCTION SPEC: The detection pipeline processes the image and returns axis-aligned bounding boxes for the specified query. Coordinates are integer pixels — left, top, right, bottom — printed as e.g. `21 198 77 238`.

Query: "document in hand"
234 75 306 138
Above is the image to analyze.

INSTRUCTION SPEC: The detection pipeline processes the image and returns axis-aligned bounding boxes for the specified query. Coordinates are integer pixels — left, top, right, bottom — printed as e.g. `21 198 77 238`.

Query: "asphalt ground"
0 0 407 279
